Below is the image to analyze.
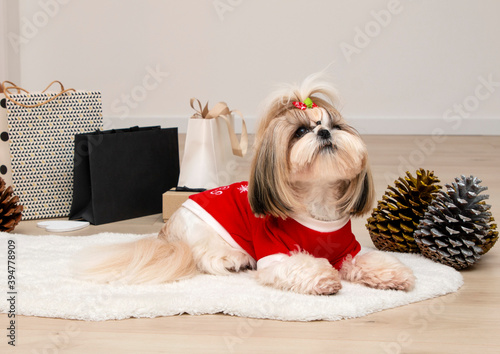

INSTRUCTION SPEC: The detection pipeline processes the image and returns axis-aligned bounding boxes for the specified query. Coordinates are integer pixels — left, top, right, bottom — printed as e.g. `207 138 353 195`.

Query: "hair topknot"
265 72 340 111
255 72 341 145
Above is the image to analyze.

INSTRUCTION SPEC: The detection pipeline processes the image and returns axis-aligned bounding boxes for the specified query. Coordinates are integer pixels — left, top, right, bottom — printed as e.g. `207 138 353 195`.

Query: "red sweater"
182 182 360 270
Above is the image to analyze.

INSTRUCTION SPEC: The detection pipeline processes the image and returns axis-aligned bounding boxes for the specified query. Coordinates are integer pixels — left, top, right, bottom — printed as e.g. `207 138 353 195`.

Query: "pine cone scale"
0 178 23 232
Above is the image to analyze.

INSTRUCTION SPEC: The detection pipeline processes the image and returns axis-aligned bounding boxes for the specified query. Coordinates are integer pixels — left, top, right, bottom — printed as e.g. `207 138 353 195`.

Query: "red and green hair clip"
292 97 318 110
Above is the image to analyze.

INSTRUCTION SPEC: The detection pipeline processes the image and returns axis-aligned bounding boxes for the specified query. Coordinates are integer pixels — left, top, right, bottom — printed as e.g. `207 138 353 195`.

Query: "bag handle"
219 109 248 157
1 81 22 94
2 80 76 108
41 80 66 93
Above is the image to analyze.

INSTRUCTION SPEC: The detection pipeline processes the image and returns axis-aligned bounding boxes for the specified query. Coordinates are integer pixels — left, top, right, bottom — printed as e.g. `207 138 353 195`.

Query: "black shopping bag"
69 126 179 225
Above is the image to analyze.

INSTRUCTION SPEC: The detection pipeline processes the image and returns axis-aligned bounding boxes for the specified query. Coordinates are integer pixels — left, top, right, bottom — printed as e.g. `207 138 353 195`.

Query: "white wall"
3 0 500 134
0 1 5 82
1 0 19 84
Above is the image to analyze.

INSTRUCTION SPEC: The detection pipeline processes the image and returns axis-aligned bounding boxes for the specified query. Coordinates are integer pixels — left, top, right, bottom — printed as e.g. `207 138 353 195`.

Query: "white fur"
255 251 342 295
340 252 415 291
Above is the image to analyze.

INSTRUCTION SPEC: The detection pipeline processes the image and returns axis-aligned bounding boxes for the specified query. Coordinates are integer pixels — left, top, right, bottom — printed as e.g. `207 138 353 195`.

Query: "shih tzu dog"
80 74 415 295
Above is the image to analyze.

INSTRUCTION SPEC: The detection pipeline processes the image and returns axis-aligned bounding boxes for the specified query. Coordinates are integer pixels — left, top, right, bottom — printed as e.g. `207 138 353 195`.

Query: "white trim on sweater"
182 199 252 257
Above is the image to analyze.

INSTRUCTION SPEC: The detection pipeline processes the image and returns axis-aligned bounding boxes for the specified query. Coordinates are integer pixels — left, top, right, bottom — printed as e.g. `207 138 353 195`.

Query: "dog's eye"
332 125 341 130
295 127 310 138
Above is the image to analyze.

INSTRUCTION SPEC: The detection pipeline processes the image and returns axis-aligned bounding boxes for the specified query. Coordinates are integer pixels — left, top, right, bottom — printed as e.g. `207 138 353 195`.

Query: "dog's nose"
318 129 331 140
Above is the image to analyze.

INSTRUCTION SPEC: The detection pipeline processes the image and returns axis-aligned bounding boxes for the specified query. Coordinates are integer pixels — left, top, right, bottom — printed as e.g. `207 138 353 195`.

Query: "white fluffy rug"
0 232 463 322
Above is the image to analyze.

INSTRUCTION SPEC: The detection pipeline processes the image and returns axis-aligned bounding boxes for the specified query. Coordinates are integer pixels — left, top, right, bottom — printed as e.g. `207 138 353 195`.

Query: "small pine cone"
0 178 23 232
366 169 441 253
414 175 498 270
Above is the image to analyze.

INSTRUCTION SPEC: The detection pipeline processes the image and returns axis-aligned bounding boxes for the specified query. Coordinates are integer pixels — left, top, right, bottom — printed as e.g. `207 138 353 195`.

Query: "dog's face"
248 80 374 220
288 107 367 183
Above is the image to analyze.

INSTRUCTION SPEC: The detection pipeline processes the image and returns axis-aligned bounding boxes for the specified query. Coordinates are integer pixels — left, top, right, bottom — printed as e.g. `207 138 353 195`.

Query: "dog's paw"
255 253 342 295
311 272 342 295
341 251 416 291
296 259 342 295
372 266 415 291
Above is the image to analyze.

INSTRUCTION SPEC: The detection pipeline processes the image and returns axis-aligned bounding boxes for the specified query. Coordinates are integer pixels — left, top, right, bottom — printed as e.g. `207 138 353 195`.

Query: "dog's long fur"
77 73 415 295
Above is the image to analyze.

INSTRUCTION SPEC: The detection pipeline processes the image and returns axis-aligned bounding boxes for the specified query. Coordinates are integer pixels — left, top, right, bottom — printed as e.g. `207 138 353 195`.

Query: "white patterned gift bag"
0 81 16 187
1 81 103 219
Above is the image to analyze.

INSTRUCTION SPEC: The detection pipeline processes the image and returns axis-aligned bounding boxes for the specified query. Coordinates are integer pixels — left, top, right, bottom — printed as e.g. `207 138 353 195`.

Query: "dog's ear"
248 118 295 219
351 166 375 216
337 165 375 217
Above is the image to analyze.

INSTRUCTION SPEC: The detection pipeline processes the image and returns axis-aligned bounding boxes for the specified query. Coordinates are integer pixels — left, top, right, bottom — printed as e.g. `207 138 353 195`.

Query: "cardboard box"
162 188 198 220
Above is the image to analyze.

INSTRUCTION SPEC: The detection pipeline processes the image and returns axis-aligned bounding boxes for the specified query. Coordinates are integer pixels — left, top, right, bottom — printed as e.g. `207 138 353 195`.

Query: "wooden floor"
2 135 500 354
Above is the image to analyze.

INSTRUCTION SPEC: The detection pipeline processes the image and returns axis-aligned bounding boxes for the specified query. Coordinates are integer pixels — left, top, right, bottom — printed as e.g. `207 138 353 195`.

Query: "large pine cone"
367 169 441 252
414 175 498 269
0 178 23 232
